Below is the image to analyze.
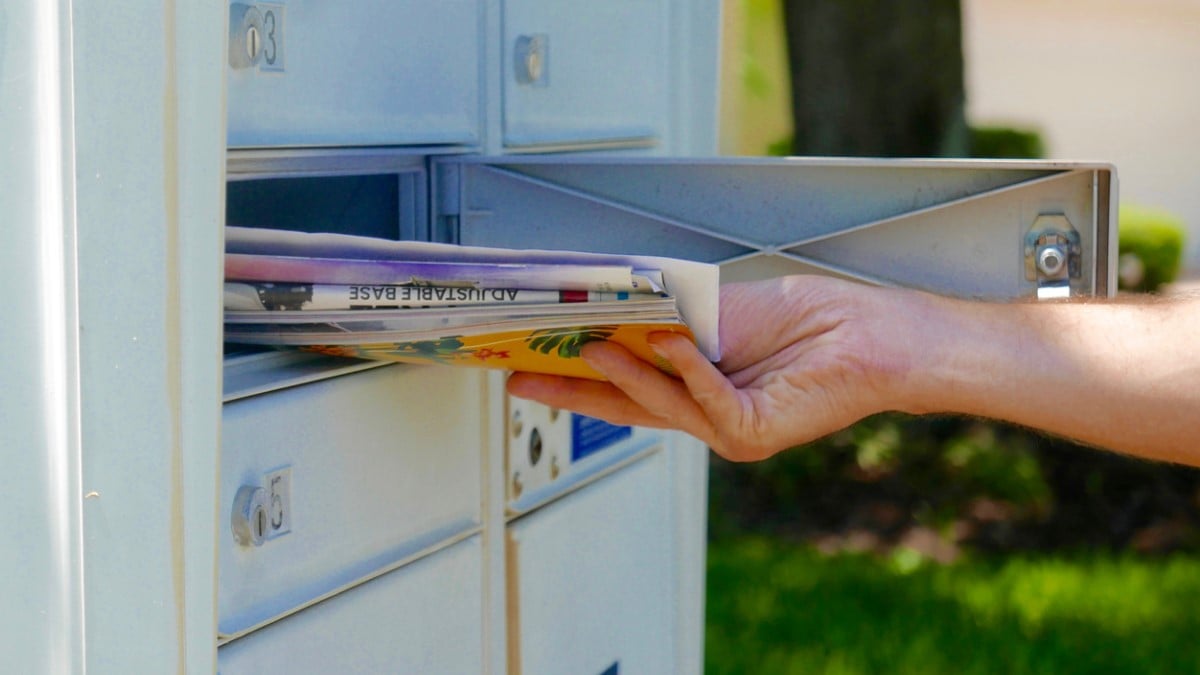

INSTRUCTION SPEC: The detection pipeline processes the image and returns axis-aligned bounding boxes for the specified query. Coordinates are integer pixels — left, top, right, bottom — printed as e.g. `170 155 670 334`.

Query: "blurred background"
709 1 1200 672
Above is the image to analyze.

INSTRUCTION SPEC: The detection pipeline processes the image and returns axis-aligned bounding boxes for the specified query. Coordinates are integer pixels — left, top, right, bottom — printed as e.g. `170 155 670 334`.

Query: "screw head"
510 409 523 438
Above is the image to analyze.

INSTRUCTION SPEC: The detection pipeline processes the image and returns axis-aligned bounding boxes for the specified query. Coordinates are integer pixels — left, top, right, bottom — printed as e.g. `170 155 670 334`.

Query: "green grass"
707 537 1200 674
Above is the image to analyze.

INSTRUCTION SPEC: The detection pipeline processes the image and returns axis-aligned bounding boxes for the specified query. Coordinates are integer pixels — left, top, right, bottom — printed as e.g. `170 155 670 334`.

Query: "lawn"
707 537 1200 674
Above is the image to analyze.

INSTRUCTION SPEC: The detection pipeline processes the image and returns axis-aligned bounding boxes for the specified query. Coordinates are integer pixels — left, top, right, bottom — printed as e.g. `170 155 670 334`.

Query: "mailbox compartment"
219 365 484 638
501 0 668 149
226 0 482 148
218 535 483 673
223 150 431 398
507 451 674 674
225 150 429 240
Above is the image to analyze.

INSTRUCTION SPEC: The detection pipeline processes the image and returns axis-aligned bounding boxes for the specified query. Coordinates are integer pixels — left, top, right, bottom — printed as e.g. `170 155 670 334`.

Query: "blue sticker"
571 414 633 462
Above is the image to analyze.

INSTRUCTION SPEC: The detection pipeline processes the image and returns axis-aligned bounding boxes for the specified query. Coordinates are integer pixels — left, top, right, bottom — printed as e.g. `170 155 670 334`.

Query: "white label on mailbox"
265 466 292 538
259 3 286 72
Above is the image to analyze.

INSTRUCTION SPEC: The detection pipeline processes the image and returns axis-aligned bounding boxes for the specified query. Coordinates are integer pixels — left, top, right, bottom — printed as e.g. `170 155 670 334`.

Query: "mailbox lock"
229 4 266 69
514 34 549 86
231 485 270 547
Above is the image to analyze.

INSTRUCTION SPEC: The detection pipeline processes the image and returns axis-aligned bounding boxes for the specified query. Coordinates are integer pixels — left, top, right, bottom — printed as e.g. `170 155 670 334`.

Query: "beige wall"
963 0 1200 270
718 0 793 156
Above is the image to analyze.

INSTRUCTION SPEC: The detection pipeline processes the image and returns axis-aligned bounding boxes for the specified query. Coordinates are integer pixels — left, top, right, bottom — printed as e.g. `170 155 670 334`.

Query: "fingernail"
646 337 678 376
647 333 676 359
648 342 669 360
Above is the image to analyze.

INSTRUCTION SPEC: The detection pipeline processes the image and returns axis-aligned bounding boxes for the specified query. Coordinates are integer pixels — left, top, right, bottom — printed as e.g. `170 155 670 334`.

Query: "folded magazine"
224 226 720 380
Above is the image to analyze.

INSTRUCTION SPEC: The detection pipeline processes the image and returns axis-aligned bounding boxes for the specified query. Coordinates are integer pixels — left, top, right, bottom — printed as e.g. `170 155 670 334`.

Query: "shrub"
967 125 1045 159
1118 204 1186 292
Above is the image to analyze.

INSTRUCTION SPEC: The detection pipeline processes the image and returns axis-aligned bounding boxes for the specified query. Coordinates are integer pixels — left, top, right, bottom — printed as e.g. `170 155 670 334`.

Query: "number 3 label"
259 4 285 72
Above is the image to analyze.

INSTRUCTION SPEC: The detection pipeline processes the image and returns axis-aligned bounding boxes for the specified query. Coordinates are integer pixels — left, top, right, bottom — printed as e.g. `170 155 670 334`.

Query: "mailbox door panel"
507 451 674 674
226 0 481 148
219 365 483 637
502 0 668 148
218 536 483 674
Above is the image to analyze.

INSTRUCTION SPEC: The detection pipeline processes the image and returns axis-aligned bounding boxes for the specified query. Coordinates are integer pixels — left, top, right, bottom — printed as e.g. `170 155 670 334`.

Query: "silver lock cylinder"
231 485 270 547
514 34 549 86
229 4 266 69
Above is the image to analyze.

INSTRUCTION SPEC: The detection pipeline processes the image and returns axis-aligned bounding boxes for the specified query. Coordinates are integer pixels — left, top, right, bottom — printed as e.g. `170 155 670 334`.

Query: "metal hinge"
433 161 461 244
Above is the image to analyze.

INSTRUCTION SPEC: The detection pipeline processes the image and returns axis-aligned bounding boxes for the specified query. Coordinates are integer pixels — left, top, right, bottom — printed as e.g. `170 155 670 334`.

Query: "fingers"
646 333 749 444
579 339 721 448
506 372 680 430
508 335 747 453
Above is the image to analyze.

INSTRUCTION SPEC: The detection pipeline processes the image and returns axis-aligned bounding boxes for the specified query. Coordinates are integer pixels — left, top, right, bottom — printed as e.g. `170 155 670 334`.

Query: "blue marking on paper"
571 414 632 462
599 662 619 675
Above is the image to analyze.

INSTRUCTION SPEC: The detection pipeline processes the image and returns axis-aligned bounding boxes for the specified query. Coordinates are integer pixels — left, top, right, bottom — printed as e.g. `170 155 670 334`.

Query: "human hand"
507 276 922 461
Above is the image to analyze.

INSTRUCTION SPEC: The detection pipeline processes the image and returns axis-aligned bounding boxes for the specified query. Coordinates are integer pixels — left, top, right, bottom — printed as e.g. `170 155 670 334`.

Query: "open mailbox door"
433 157 1117 300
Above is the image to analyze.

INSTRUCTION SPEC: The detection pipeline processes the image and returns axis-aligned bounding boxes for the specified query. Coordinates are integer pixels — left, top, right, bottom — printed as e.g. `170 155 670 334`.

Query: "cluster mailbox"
4 1 1114 672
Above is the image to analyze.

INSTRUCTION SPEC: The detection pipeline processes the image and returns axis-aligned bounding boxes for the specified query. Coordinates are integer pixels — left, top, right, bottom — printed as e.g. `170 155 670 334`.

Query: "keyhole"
529 427 543 467
246 24 261 62
254 504 268 540
525 50 543 82
514 35 547 85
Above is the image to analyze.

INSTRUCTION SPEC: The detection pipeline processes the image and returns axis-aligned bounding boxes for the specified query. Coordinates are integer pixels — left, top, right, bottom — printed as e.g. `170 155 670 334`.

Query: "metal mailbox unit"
3 1 1114 673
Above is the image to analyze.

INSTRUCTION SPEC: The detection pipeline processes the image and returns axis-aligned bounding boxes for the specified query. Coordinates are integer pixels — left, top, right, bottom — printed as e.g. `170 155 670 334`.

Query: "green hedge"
1118 204 1186 292
967 125 1045 159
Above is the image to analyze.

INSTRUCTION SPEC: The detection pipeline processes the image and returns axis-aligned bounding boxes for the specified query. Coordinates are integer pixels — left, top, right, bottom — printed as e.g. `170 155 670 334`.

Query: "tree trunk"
782 0 968 157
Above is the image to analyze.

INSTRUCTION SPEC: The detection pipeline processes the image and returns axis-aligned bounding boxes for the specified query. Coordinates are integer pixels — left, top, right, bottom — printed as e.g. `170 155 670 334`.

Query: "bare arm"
906 289 1200 464
506 276 1200 465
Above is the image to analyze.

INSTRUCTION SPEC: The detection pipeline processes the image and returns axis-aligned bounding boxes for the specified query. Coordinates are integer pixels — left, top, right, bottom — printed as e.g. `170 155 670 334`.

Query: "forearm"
894 291 1200 464
509 276 1200 465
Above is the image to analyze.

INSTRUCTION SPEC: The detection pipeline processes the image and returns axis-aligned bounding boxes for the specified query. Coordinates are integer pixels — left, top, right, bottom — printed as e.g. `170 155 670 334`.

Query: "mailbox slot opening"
222 150 430 401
